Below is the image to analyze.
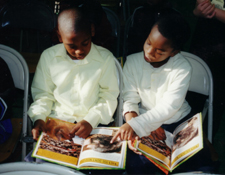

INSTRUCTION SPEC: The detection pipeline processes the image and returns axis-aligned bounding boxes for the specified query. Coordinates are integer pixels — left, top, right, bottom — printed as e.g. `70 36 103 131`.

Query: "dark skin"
32 119 47 140
69 120 93 139
32 119 93 141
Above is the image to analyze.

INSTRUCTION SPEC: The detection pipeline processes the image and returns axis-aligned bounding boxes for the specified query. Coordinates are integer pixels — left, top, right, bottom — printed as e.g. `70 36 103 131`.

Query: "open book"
134 113 203 174
32 117 127 170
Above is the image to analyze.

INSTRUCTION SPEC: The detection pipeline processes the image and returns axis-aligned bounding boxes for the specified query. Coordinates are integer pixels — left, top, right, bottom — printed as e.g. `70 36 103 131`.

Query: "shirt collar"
143 51 180 72
55 43 103 65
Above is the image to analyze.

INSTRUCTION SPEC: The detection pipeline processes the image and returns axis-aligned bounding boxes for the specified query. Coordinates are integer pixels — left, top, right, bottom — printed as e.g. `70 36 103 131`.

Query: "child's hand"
193 0 216 18
128 136 142 155
32 119 46 141
110 123 135 143
70 120 92 139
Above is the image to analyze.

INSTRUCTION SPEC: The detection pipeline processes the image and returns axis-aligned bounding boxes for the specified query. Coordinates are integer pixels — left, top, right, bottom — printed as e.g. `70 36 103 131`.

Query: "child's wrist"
124 111 138 122
124 111 137 116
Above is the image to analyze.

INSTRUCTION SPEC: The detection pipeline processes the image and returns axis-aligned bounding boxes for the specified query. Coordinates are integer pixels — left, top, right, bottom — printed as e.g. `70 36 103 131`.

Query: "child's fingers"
110 131 121 143
199 1 213 12
128 140 142 155
121 131 126 140
32 129 39 141
207 11 216 18
204 4 215 14
135 135 140 140
74 128 84 138
69 125 79 137
76 128 89 138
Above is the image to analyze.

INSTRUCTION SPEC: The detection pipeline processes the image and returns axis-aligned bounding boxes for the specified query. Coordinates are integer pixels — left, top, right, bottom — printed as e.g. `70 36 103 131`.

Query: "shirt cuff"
123 106 139 116
127 117 148 138
32 115 47 124
83 111 101 128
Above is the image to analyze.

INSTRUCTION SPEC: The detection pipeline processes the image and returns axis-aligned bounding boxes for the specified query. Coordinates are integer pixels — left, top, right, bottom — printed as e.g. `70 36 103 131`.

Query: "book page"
135 127 174 169
32 117 81 168
78 128 126 169
171 113 203 170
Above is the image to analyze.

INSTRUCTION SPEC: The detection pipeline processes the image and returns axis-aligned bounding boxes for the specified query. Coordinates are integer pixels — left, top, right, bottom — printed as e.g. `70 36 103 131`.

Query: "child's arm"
69 120 92 139
124 111 138 122
28 51 56 126
82 55 120 129
214 7 225 23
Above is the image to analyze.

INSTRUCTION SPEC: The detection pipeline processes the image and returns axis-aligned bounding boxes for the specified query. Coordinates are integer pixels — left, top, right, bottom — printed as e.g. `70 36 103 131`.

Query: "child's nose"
147 46 155 56
75 47 84 55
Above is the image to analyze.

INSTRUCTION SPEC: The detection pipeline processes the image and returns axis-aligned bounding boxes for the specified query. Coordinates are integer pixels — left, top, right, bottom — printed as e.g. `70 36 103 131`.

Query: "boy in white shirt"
111 14 216 173
28 7 119 141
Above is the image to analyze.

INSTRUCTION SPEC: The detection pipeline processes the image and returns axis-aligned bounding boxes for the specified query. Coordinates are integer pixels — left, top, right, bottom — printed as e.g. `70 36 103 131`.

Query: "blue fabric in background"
0 119 12 144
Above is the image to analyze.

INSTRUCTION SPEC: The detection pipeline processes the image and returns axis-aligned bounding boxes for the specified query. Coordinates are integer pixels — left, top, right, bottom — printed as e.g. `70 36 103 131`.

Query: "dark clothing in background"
190 10 225 132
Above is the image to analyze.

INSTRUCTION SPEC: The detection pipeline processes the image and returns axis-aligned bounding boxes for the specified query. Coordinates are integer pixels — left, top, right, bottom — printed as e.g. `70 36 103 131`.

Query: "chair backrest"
181 51 213 143
123 6 144 62
0 0 56 53
102 7 120 58
0 44 29 159
0 0 56 31
113 57 123 127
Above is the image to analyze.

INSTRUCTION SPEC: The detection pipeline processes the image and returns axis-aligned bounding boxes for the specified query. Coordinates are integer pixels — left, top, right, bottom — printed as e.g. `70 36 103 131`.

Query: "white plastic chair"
0 162 85 175
113 57 123 127
0 44 30 160
181 51 213 143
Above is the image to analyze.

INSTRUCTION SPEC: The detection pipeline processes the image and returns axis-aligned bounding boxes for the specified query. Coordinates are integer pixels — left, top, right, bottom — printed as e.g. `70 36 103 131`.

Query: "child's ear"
56 30 63 43
171 50 180 57
91 23 95 37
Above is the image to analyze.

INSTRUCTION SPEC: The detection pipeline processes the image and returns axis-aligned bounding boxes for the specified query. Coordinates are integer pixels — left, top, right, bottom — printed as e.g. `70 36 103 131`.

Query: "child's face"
59 30 93 60
143 25 178 63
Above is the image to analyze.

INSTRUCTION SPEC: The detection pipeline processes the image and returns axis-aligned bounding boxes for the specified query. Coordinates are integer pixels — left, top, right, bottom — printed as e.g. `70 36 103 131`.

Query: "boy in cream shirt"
28 7 119 140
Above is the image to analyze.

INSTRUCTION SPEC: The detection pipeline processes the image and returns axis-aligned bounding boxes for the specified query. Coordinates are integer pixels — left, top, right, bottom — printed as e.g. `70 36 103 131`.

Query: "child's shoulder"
41 43 63 58
125 52 144 68
43 43 63 53
171 53 192 72
173 53 191 67
126 52 144 63
93 44 115 62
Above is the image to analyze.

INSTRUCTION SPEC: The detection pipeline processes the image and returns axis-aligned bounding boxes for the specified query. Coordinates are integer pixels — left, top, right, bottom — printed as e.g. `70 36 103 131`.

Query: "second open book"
134 113 203 174
32 117 127 170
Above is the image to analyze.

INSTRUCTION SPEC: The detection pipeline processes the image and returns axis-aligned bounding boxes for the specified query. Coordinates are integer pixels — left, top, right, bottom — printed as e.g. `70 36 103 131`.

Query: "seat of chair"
0 162 85 175
0 118 23 162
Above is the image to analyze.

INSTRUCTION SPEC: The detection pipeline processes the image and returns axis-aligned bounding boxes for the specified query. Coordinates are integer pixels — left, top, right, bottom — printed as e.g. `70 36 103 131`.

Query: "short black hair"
154 14 191 51
73 7 92 35
57 7 92 35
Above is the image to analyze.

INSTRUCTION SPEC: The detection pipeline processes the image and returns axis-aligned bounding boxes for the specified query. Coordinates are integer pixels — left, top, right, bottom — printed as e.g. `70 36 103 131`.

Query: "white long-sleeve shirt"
28 43 119 128
123 52 192 137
